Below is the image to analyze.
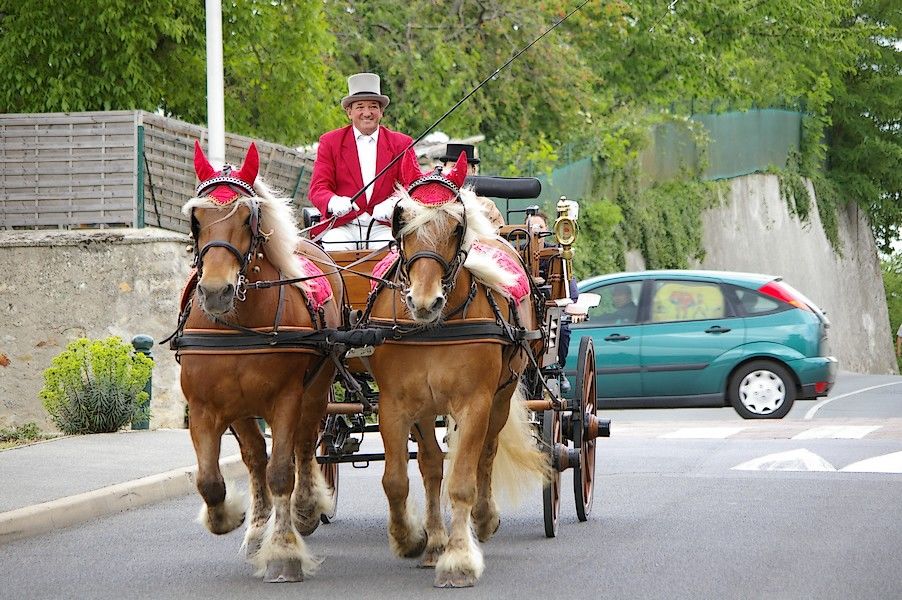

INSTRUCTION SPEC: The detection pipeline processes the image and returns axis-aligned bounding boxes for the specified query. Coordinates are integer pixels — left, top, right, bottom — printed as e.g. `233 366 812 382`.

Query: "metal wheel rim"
542 409 561 538
573 339 596 521
738 369 786 415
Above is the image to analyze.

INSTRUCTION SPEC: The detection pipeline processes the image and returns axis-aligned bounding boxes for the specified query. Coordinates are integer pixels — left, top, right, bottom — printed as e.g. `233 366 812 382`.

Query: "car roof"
578 269 780 289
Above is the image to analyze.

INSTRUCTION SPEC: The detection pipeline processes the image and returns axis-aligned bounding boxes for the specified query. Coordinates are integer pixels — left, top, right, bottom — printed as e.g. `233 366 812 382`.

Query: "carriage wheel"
319 441 339 524
542 409 562 538
319 390 340 524
572 336 597 522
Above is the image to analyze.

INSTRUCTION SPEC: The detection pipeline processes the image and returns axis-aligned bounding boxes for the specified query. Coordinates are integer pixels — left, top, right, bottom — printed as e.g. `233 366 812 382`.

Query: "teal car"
565 270 837 419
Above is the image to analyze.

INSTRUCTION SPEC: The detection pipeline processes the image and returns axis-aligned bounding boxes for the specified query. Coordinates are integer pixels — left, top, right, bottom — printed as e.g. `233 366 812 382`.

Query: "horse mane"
394 186 520 295
182 180 315 296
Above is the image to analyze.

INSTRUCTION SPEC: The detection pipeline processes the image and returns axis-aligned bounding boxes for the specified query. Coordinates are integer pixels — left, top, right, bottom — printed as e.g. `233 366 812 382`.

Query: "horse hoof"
296 517 321 537
263 559 305 583
402 528 428 558
475 516 500 543
434 569 477 588
419 546 444 569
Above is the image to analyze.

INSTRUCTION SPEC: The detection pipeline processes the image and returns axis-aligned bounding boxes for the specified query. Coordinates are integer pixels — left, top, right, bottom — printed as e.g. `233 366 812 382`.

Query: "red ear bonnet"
234 142 259 186
194 140 216 182
445 151 468 188
193 141 258 204
400 149 425 187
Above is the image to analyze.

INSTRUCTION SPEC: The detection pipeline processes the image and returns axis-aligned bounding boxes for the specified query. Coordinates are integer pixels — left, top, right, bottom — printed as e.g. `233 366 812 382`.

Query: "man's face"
443 161 478 176
346 100 383 135
526 215 548 233
613 290 630 308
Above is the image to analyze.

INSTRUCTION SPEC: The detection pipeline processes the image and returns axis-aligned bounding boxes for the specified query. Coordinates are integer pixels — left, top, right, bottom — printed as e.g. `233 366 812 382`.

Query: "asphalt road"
3 371 901 600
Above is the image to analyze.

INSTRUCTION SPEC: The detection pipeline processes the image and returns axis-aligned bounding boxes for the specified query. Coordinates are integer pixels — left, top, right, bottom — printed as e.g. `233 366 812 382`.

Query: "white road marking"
805 381 902 420
660 427 745 439
731 449 836 471
840 451 902 473
791 425 881 440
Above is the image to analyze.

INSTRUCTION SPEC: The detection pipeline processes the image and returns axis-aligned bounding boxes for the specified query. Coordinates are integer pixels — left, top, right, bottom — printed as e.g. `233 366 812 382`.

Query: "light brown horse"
174 142 344 582
364 150 550 588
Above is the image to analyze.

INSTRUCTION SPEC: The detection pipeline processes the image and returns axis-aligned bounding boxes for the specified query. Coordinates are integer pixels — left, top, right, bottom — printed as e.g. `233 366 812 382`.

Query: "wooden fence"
0 111 316 233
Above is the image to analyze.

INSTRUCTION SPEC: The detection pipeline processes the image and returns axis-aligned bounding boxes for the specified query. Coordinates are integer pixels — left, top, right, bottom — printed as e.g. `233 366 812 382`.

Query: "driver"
308 73 413 250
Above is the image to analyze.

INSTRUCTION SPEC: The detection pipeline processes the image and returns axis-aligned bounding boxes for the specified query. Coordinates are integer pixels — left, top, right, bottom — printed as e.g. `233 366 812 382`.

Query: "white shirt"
353 126 379 202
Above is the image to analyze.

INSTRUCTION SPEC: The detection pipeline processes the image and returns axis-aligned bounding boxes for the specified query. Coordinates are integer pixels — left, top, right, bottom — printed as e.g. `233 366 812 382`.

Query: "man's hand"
371 197 399 223
327 195 354 217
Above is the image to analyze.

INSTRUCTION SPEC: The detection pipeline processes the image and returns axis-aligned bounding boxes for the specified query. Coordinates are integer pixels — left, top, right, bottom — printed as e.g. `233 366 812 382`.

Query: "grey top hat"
341 73 390 109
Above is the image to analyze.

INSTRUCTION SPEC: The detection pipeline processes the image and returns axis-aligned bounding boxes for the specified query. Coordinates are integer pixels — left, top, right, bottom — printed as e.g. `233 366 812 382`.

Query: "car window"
733 287 783 315
586 281 642 325
651 280 724 322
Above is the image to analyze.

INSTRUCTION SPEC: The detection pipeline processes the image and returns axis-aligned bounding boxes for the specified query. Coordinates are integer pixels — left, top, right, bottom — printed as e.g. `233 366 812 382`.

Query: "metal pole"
205 0 226 168
131 335 154 430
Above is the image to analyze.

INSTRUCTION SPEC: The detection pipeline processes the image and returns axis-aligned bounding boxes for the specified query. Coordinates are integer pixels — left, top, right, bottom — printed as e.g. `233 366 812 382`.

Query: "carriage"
310 173 610 539
172 143 610 586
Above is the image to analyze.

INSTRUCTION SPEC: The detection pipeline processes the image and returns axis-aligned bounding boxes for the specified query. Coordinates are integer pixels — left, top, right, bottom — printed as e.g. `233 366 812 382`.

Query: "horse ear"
445 151 469 188
400 149 424 187
235 142 259 186
194 140 216 182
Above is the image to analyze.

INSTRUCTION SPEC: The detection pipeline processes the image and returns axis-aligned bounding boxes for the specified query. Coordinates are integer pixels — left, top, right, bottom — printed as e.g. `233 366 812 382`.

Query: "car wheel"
728 360 796 419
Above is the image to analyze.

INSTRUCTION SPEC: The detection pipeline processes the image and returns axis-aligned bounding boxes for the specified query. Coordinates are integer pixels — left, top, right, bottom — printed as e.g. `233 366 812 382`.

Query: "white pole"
205 0 226 168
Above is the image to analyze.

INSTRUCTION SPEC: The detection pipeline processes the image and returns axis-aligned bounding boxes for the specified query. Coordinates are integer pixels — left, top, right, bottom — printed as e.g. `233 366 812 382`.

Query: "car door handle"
704 326 731 334
604 333 631 342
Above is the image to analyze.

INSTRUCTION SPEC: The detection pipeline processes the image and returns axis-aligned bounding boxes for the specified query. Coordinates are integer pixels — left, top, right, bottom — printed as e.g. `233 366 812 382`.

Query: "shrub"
40 337 153 434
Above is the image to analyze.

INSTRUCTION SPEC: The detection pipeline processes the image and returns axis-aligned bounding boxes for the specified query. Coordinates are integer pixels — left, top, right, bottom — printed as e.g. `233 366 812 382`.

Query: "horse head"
393 149 470 323
187 142 262 317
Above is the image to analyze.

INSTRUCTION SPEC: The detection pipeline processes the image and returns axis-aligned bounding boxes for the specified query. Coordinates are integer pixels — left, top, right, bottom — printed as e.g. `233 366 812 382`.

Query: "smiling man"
308 73 413 249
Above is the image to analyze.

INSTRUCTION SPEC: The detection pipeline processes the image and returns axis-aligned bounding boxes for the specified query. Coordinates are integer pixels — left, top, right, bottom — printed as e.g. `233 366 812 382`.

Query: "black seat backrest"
302 207 322 229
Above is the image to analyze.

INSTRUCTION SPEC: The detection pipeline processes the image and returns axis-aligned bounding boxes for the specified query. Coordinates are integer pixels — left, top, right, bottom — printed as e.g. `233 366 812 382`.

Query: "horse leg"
412 418 448 568
472 384 515 543
434 401 491 588
190 406 246 535
252 394 321 583
292 378 332 536
380 405 427 558
230 417 271 559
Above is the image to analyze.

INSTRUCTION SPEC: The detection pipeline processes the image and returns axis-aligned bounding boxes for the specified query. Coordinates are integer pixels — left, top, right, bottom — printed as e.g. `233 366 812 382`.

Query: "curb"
0 454 245 545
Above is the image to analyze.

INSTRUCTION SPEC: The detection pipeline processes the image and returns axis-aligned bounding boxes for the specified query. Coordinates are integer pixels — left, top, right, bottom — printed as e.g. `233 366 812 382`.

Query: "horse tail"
491 384 552 506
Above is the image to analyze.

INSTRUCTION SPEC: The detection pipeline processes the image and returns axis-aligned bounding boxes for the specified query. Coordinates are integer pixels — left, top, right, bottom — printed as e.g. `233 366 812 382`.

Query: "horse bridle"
191 195 264 302
393 171 470 294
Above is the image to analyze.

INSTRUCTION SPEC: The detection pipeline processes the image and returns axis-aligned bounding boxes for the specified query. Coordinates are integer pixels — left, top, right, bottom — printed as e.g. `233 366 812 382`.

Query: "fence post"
136 124 145 228
131 335 154 430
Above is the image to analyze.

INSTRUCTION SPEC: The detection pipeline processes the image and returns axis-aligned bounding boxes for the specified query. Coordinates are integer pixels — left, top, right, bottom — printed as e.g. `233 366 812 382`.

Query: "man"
605 284 638 324
308 73 413 249
439 143 505 230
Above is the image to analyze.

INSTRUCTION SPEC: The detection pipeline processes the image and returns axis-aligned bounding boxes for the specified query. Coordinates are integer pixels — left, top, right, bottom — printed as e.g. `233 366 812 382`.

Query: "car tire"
728 360 796 419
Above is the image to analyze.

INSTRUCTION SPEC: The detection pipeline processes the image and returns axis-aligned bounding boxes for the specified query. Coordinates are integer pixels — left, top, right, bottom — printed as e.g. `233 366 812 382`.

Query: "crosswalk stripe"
731 449 836 471
659 427 746 439
839 451 902 473
791 426 881 440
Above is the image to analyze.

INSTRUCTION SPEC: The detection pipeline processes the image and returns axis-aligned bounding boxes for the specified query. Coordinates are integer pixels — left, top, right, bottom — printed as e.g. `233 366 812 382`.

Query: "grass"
0 422 46 450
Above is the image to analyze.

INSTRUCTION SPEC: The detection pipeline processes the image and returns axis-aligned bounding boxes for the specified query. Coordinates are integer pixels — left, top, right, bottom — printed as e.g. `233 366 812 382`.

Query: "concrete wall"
0 228 191 430
696 174 896 374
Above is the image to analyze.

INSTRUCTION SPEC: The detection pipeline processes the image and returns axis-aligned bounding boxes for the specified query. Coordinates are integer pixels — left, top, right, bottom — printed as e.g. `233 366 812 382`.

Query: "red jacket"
308 125 413 236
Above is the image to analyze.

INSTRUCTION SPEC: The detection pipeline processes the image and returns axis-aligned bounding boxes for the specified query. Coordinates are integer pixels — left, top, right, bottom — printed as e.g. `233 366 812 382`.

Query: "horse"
363 150 550 587
173 141 344 583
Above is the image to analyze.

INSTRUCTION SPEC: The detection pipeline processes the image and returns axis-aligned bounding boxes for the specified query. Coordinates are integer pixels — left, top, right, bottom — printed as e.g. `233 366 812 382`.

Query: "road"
2 371 901 599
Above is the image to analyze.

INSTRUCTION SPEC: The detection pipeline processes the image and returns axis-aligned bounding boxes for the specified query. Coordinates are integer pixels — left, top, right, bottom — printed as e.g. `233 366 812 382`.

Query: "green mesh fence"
486 109 803 219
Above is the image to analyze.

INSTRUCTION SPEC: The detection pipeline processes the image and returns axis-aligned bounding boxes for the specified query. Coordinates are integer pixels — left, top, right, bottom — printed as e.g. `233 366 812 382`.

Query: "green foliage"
776 153 812 223
572 197 624 280
40 337 153 435
615 172 724 270
0 422 42 443
882 255 902 372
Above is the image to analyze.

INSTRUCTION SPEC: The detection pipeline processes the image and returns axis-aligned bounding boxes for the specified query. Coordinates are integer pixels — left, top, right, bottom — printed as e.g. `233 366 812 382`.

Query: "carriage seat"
302 207 322 229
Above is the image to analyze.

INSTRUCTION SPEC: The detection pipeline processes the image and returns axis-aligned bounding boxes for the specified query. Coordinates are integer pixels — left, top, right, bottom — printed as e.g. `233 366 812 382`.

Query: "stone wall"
697 174 896 374
0 228 191 429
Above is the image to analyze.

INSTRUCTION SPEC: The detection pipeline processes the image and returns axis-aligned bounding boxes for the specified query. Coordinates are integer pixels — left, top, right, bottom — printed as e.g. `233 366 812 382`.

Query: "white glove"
327 195 354 217
371 197 399 223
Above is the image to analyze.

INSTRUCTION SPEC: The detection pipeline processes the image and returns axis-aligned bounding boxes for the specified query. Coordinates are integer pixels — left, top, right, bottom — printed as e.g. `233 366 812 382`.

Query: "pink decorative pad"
409 182 457 206
469 241 530 304
370 248 399 290
294 255 333 310
207 187 240 204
